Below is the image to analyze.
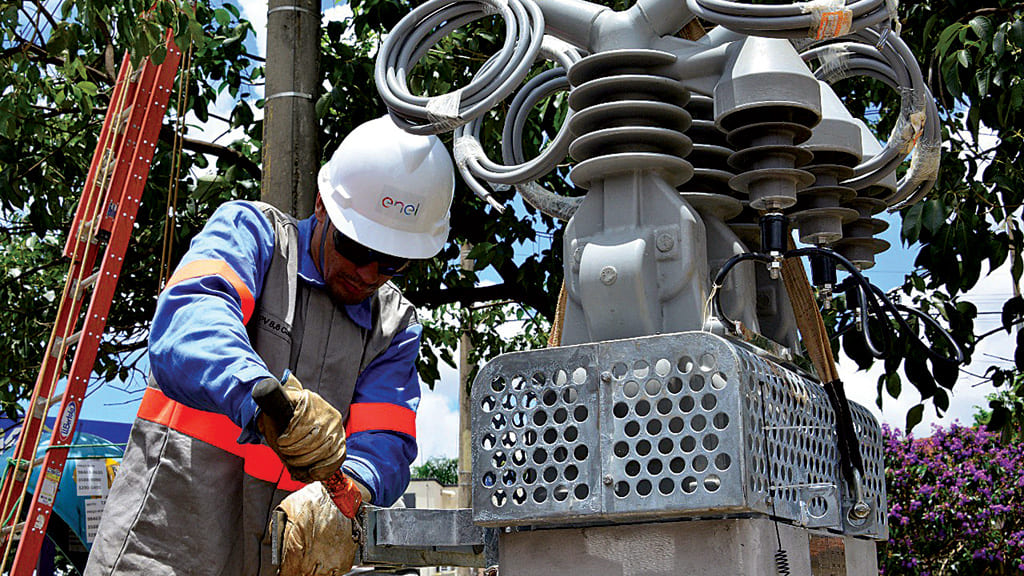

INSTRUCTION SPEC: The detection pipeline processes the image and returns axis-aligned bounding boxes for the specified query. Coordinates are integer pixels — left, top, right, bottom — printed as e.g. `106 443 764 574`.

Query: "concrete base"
499 518 878 576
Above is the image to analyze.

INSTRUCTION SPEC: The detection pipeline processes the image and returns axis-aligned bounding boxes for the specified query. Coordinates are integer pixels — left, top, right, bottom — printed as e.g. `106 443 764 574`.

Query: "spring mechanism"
774 548 792 576
565 49 693 190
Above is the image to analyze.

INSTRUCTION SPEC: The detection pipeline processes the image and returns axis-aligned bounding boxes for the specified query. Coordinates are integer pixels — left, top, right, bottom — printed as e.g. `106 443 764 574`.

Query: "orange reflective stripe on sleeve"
165 259 255 324
137 387 305 492
345 403 416 438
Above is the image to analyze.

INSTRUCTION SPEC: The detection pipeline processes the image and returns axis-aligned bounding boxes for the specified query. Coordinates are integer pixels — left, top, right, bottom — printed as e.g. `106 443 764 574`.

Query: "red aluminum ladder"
0 29 182 575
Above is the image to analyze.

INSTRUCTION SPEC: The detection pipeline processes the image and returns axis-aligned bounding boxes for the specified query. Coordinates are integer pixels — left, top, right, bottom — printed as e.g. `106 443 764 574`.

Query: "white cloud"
415 346 461 463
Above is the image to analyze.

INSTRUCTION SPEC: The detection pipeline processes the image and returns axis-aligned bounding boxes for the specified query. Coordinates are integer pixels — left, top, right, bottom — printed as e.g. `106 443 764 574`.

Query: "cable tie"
265 91 314 102
453 135 485 170
426 90 465 133
818 45 851 82
885 0 902 36
802 0 853 40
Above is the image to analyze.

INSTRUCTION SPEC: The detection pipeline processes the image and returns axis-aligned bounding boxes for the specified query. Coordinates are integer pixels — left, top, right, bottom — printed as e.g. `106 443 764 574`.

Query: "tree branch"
406 283 543 312
158 125 262 180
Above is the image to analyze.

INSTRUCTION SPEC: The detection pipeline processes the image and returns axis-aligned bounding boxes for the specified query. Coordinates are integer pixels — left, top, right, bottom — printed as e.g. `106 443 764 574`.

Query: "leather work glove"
258 373 346 483
274 482 358 576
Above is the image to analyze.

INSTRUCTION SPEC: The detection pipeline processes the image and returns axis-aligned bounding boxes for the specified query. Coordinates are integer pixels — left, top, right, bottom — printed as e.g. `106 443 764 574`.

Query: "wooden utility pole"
261 0 320 216
458 242 475 511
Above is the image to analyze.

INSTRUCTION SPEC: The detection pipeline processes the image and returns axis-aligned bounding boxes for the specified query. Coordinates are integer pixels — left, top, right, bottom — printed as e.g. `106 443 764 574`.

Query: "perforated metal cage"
471 331 887 539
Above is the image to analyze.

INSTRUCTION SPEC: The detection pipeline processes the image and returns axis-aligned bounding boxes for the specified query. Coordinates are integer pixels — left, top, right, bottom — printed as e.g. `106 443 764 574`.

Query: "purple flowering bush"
880 423 1024 574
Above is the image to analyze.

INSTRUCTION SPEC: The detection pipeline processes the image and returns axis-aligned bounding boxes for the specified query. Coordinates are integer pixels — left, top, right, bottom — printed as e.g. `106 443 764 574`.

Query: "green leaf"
902 202 924 244
1011 20 1024 45
1002 296 1024 333
75 81 98 96
936 23 963 57
956 49 971 68
921 199 945 234
885 372 901 399
906 404 924 431
994 28 1006 58
969 16 993 41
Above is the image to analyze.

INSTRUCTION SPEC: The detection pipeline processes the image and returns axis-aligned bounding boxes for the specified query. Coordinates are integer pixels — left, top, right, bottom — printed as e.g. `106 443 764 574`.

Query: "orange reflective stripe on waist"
346 402 416 438
137 387 305 491
165 259 255 324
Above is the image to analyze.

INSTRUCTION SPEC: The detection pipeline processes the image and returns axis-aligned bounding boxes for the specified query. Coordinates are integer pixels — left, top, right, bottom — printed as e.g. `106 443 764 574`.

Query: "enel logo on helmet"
381 196 420 216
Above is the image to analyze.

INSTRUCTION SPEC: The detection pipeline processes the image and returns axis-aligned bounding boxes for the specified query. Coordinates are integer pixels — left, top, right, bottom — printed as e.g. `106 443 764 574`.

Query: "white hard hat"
318 115 455 259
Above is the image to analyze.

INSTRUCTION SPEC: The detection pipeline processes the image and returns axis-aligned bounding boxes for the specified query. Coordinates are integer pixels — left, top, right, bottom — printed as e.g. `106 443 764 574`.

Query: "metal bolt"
600 266 617 285
601 371 612 383
656 233 675 252
573 246 584 264
603 475 613 485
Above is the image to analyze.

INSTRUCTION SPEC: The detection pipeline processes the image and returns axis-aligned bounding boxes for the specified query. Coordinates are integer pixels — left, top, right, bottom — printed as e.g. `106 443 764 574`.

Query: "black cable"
711 252 772 328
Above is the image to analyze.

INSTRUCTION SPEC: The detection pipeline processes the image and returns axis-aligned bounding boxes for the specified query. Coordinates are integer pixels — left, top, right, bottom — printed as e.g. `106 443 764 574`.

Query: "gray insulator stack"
836 119 895 269
566 49 694 189
680 94 735 196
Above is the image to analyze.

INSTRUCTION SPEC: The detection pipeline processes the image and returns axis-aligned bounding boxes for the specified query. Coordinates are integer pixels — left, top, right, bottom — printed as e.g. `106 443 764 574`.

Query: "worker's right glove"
274 482 357 576
257 373 346 483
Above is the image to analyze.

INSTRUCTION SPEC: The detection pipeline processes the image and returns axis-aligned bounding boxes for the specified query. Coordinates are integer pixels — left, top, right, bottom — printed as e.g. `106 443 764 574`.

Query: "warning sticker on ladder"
37 466 62 508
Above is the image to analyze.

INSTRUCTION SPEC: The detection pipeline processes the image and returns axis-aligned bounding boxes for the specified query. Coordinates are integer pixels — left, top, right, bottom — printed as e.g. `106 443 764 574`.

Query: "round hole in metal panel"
680 436 696 453
701 394 717 411
614 441 629 458
554 369 568 386
623 380 640 398
481 396 496 412
637 479 652 496
512 449 527 466
492 490 507 507
543 467 558 483
511 412 525 428
612 362 628 378
808 496 828 518
554 446 568 462
492 451 507 467
572 367 587 385
658 438 674 455
533 449 548 465
715 453 732 471
563 387 579 403
678 356 694 374
501 431 517 448
482 433 496 450
667 377 683 394
693 455 708 472
669 417 684 433
657 398 673 415
574 405 589 422
615 481 630 498
655 358 672 377
533 486 547 503
491 413 507 429
523 468 537 484
523 430 537 446
554 485 570 501
522 391 538 409
704 475 721 492
511 375 527 391
574 484 590 500
532 372 546 387
647 459 663 475
491 376 506 393
659 478 675 495
482 471 496 487
711 372 728 390
502 469 517 486
625 460 641 477
702 434 719 451
682 476 698 494
645 379 662 396
564 426 579 442
554 408 568 424
624 421 641 437
542 390 558 406
533 411 548 426
714 412 730 430
565 465 579 481
680 396 695 413
636 439 652 456
633 360 650 379
689 374 705 392
574 445 589 461
646 419 662 435
670 457 685 473
512 487 527 505
691 415 707 432
635 400 651 417
699 353 716 372
614 402 629 418
543 428 558 444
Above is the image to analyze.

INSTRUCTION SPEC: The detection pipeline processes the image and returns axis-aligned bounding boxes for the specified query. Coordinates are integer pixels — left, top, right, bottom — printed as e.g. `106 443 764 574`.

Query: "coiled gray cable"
685 0 891 39
375 0 545 135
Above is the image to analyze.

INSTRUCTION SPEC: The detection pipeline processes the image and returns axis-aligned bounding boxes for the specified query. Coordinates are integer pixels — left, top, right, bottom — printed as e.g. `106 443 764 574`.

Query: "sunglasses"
332 229 410 276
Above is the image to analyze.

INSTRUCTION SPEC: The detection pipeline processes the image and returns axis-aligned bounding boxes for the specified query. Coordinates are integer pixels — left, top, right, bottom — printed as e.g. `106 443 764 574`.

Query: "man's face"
313 197 407 305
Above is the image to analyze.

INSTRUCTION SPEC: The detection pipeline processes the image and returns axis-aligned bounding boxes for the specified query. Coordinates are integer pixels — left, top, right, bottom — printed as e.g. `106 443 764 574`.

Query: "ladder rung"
73 272 100 300
76 216 101 244
113 105 133 134
31 455 45 469
50 332 82 358
31 392 63 419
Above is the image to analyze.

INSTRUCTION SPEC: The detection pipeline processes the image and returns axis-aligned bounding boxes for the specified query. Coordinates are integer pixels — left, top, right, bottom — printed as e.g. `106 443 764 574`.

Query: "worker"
84 115 455 576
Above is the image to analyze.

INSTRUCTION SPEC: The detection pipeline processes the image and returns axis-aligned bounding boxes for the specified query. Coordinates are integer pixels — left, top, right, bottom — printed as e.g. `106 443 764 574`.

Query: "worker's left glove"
274 482 357 576
258 373 346 483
